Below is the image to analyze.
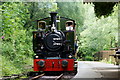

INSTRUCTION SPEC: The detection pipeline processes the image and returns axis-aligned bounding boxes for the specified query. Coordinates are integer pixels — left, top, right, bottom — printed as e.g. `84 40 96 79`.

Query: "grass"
1 54 33 77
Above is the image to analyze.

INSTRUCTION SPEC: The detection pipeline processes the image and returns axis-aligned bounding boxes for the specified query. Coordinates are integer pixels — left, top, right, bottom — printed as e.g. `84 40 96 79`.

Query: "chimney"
50 12 57 28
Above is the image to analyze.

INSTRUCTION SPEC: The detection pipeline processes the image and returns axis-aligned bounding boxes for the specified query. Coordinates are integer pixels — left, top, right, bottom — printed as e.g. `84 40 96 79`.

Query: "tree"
79 3 118 60
57 2 85 34
1 2 57 76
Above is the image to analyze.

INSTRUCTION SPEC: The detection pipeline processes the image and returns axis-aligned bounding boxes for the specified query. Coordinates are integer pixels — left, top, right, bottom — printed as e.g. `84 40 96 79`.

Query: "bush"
85 56 93 61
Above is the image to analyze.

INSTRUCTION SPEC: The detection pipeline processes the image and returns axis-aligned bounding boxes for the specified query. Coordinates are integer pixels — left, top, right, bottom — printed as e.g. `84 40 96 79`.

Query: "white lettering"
53 43 62 46
53 38 61 40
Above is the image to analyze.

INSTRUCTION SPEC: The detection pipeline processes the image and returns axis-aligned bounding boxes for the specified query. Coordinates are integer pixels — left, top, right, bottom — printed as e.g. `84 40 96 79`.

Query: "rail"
29 73 45 80
55 74 63 80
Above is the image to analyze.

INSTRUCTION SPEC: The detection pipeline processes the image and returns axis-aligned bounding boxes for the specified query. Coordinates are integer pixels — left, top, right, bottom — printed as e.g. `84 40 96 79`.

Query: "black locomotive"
32 12 77 72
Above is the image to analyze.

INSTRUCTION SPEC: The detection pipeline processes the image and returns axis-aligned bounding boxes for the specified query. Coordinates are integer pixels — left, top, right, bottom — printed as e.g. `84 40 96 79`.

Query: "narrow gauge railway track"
1 72 75 80
28 72 76 80
1 71 76 80
31 73 64 80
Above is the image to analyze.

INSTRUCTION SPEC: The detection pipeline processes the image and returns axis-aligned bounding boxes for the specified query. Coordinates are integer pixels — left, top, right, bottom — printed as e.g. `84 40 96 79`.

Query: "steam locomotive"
32 12 77 74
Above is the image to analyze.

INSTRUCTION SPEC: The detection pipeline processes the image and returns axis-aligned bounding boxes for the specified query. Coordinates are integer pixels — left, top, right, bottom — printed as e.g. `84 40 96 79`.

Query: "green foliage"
0 54 2 77
77 4 118 60
57 2 84 33
1 2 57 76
118 4 120 47
85 56 93 61
1 55 22 76
93 2 116 18
25 2 57 29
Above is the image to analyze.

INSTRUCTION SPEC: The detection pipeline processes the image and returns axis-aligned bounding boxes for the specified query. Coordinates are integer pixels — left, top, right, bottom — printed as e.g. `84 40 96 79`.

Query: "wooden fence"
94 50 116 63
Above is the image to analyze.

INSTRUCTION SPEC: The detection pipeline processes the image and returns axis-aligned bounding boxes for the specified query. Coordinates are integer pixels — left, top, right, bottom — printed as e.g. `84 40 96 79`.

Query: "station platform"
72 61 120 80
